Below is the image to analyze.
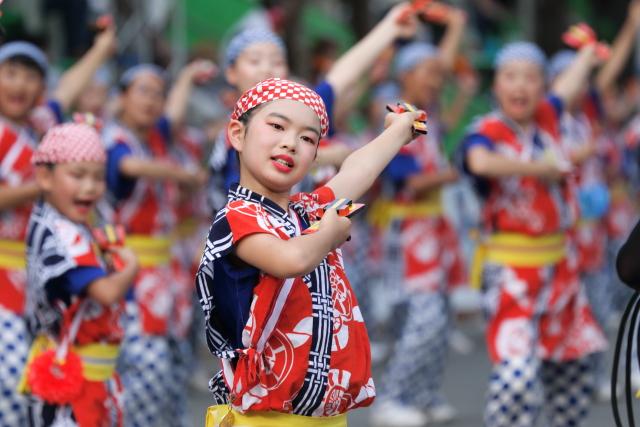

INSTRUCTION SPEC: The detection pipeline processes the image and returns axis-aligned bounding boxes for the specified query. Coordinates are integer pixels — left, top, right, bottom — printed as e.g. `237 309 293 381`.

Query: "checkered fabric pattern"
224 28 286 69
0 41 48 75
377 292 451 409
32 123 106 164
0 309 28 427
165 338 194 427
117 303 173 427
582 271 610 387
484 356 543 427
231 78 329 138
394 42 439 76
484 356 594 427
540 359 593 427
494 41 547 70
547 50 577 82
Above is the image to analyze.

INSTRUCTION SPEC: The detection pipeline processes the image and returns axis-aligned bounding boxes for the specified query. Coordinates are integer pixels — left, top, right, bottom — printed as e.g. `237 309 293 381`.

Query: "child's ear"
35 165 53 192
228 120 245 153
225 66 238 88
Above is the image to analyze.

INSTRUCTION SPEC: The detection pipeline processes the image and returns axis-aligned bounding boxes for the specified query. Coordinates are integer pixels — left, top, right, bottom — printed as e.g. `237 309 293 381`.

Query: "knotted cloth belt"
470 232 566 289
205 405 347 427
17 335 120 393
368 195 442 228
126 234 172 267
0 239 25 269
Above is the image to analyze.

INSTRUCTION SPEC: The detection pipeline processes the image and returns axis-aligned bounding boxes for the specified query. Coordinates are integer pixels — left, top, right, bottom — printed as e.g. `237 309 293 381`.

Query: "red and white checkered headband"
32 123 106 165
231 78 329 138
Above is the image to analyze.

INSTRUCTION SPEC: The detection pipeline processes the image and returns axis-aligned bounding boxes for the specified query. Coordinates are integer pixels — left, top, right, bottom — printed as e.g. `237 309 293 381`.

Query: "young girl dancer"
24 122 138 426
196 77 422 426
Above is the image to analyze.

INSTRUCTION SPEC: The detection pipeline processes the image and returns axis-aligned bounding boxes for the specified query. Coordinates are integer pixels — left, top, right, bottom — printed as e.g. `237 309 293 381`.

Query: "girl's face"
119 74 165 131
231 99 321 196
37 161 106 223
76 82 109 116
0 62 45 123
226 43 289 93
400 58 444 107
493 61 545 126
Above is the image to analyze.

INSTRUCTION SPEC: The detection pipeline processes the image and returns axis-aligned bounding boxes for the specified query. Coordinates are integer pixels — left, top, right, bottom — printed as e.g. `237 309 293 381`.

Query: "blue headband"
547 50 576 82
224 28 287 69
0 41 48 75
494 41 546 70
119 64 168 89
394 42 439 76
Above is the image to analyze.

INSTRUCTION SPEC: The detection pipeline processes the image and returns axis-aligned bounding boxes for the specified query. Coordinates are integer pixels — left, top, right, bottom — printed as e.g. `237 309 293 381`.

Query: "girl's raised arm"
325 111 421 201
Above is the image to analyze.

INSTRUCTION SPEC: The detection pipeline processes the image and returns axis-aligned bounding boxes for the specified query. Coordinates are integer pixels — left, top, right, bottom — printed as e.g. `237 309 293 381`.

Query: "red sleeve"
535 99 561 140
0 125 19 174
226 200 280 244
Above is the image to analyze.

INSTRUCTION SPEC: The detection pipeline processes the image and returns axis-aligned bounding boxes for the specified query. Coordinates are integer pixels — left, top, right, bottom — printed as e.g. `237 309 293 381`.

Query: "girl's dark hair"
4 55 46 79
237 104 264 131
235 104 265 166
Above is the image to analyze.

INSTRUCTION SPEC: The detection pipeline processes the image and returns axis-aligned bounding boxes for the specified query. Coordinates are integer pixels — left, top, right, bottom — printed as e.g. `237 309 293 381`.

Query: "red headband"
32 123 106 164
231 78 329 138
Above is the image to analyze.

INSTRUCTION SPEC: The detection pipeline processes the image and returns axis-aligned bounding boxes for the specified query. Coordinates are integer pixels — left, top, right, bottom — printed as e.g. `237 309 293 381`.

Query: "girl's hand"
183 59 218 84
538 162 568 183
384 111 424 144
384 2 419 39
93 17 117 57
317 208 352 251
110 246 139 276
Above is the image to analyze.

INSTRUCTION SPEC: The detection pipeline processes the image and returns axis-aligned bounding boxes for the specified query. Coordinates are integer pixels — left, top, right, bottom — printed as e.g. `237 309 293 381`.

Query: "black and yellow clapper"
302 198 365 239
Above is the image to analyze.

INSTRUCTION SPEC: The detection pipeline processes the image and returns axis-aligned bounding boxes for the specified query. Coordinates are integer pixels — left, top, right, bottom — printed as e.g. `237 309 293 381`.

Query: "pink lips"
271 154 294 172
73 200 93 215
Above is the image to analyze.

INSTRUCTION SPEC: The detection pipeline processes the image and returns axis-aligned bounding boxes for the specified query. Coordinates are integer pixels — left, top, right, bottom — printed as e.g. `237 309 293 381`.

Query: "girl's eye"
270 123 284 130
301 136 316 144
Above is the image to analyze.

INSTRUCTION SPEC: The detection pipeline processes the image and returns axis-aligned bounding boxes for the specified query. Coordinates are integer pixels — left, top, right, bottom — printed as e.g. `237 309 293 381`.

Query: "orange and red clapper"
302 199 365 238
93 224 126 271
386 102 428 135
562 23 610 60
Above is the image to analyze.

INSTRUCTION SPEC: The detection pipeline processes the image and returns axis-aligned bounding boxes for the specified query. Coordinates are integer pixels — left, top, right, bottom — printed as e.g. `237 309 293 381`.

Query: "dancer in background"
0 22 116 425
459 42 608 427
208 2 419 210
101 60 208 427
370 6 470 425
23 122 138 426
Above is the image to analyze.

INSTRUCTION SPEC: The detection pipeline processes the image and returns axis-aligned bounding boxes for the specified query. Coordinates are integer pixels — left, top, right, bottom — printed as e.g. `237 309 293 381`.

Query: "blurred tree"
536 0 567 54
341 0 372 39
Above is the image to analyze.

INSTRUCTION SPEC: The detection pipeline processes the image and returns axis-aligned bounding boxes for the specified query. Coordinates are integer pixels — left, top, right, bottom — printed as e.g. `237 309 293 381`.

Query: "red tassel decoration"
27 349 85 404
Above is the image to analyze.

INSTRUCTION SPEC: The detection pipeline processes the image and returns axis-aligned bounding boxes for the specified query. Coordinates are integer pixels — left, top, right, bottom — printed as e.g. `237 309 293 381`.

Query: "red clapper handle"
92 224 126 271
396 0 434 23
386 102 428 134
562 22 610 60
302 199 365 239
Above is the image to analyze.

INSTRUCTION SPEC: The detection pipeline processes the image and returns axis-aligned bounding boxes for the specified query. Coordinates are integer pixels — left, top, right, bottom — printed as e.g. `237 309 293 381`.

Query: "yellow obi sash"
368 192 442 229
176 218 198 239
127 234 172 268
610 182 628 203
0 239 26 269
470 232 566 289
205 405 347 427
17 335 120 393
